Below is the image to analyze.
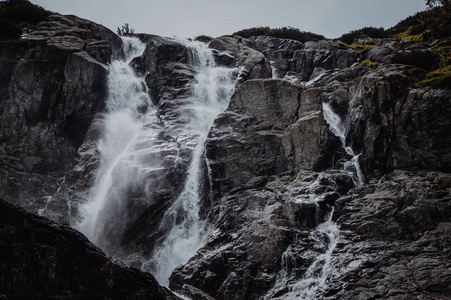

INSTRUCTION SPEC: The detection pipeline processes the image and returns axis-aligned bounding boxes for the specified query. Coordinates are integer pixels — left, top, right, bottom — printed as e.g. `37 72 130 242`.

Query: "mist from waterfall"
142 41 236 286
76 36 152 243
75 35 236 288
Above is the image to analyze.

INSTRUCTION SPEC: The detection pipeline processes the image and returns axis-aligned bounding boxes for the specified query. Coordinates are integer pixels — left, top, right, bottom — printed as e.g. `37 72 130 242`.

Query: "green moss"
359 59 380 69
299 84 306 94
434 46 451 68
416 65 451 88
389 5 451 43
83 38 97 49
335 41 376 54
395 26 430 42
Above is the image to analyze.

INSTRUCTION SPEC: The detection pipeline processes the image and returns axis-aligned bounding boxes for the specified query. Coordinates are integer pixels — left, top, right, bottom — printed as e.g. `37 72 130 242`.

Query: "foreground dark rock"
0 199 179 300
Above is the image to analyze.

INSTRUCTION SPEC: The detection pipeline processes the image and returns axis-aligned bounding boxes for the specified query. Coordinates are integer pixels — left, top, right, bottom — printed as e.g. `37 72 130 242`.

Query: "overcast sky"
30 0 427 39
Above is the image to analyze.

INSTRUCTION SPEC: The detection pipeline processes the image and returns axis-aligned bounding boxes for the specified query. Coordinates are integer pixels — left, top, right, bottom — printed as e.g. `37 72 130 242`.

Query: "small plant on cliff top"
117 22 135 36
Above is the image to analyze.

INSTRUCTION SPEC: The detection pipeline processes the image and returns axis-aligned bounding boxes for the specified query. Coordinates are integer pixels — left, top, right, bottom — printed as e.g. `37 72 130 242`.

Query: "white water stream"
142 40 236 286
76 37 151 242
322 103 364 186
263 102 364 299
76 36 236 287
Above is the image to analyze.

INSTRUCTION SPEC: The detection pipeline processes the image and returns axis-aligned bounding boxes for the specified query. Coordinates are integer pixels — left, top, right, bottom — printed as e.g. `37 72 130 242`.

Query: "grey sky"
30 0 427 39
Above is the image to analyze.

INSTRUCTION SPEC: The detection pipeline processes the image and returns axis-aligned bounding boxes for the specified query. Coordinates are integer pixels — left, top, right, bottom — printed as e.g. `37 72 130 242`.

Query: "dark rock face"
209 36 272 82
328 170 451 299
237 35 357 82
342 64 451 175
0 14 115 223
169 37 451 299
170 171 355 300
207 79 300 197
0 199 179 300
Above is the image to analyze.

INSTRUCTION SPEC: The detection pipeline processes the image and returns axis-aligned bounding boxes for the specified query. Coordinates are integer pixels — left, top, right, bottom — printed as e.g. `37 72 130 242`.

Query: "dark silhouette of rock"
0 198 179 300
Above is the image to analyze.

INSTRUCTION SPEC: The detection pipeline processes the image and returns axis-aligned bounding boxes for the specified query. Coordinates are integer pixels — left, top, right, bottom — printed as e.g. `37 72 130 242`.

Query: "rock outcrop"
207 79 300 197
1 7 450 300
169 35 451 299
0 14 121 222
329 170 451 299
0 198 179 300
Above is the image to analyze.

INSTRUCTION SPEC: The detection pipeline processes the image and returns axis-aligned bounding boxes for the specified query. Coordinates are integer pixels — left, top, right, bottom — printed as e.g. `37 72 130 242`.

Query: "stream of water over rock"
76 35 364 296
76 37 152 242
262 103 364 299
142 40 236 286
76 36 236 287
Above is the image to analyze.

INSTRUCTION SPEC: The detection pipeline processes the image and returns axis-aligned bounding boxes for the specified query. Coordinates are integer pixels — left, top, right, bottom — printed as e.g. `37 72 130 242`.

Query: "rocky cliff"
1 4 451 300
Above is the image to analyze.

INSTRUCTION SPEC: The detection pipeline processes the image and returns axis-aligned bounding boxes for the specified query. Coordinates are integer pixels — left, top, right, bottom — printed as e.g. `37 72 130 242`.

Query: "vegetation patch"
390 5 451 43
392 50 441 71
298 84 306 94
0 0 55 40
359 60 380 69
0 18 21 39
83 38 98 50
194 35 213 43
338 26 390 45
416 65 451 88
232 26 325 43
336 41 376 52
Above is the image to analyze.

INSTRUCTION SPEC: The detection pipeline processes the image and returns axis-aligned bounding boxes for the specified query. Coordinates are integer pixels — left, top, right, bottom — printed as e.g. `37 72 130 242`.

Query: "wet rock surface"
206 79 300 197
327 170 451 300
170 36 451 299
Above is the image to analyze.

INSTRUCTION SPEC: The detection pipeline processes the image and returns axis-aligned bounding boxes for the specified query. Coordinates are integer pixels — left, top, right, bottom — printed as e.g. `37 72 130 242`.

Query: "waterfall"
279 212 339 299
142 41 236 286
75 35 235 287
262 178 340 300
322 103 364 186
76 36 152 242
262 102 364 299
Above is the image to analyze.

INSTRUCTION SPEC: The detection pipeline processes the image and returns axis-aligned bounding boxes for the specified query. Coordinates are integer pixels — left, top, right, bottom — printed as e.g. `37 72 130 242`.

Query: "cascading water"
263 102 364 299
142 41 236 286
267 211 339 300
262 180 340 300
322 102 364 186
76 35 236 288
76 36 152 243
